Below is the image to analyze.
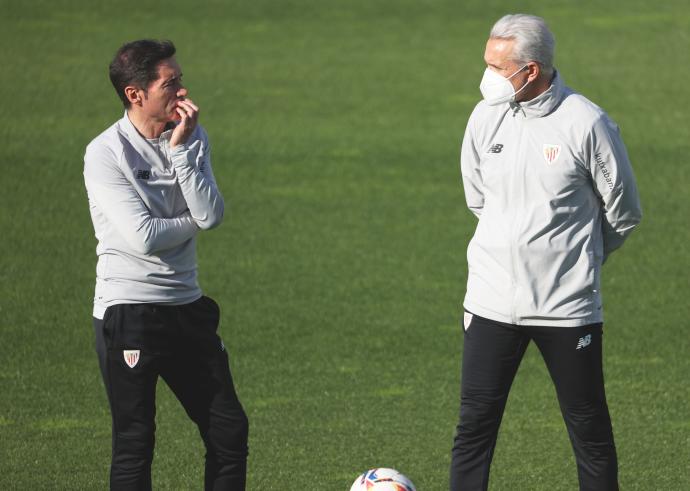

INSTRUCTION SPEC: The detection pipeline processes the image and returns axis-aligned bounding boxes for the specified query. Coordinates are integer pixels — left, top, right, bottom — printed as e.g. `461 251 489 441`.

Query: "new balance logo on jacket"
576 334 592 350
135 169 151 180
487 143 503 153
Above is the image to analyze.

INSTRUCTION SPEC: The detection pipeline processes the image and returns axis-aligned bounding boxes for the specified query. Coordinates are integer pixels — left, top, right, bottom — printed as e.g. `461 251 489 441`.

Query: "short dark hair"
109 39 176 108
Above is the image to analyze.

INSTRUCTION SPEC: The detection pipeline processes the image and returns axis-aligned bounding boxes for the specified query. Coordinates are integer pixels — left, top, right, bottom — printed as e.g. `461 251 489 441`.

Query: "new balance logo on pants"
576 334 592 350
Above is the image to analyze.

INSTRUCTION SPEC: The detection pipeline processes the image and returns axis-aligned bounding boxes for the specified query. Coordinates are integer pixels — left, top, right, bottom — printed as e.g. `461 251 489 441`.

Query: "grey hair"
490 14 555 76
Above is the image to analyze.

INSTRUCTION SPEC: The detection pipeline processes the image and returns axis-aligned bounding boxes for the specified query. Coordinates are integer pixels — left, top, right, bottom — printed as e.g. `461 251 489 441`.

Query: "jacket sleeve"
460 110 485 218
84 143 199 255
587 115 642 259
170 127 224 230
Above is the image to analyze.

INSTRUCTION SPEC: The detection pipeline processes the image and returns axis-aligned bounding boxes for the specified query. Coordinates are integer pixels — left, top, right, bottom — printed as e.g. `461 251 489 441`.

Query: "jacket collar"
509 70 565 119
117 111 176 171
119 110 174 143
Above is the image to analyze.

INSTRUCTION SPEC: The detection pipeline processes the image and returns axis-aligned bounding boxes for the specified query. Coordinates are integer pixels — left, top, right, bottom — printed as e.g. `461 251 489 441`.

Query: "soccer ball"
349 468 416 491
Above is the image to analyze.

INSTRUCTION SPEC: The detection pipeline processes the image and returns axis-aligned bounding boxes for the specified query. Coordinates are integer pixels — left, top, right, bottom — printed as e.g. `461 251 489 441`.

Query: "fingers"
179 98 199 112
177 98 199 121
170 98 200 147
176 107 187 121
170 101 198 148
176 103 197 127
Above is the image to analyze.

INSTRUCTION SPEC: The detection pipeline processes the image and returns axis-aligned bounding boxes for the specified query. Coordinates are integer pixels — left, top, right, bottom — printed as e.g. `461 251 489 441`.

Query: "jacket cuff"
170 144 193 169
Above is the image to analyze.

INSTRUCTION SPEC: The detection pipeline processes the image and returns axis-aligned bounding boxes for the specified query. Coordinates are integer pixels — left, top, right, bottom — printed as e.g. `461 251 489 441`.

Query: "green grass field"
1 0 688 489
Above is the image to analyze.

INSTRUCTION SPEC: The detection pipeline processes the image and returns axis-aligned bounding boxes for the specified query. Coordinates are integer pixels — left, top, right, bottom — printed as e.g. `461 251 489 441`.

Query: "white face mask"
479 65 529 106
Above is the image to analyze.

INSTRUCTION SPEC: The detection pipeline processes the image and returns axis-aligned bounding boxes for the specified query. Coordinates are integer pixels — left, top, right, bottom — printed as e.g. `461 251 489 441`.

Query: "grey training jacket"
84 113 224 319
461 72 641 327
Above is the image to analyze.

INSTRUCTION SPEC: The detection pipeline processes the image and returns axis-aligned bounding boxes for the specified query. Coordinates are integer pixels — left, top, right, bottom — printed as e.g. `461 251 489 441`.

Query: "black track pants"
450 313 618 491
94 296 249 491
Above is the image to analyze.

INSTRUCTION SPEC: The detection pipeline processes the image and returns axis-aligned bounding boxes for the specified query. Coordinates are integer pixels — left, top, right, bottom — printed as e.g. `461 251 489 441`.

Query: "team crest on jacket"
123 350 140 368
543 144 562 165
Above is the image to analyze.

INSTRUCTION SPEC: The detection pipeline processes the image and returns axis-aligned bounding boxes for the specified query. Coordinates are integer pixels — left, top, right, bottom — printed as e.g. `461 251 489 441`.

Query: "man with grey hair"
450 14 641 491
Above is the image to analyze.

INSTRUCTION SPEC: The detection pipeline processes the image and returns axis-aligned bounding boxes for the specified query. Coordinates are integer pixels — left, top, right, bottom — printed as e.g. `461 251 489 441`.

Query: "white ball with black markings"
349 468 416 491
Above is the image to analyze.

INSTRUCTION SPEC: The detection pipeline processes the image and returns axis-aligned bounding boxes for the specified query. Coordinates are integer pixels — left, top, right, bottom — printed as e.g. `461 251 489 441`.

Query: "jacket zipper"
509 107 524 324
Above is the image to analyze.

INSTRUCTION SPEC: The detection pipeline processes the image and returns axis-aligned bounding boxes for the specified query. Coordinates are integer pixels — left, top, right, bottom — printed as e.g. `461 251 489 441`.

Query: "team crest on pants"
543 144 562 165
123 350 140 368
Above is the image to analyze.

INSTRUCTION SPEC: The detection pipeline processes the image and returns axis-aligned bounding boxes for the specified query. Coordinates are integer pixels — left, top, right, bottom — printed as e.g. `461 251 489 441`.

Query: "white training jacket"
84 113 224 319
461 72 641 327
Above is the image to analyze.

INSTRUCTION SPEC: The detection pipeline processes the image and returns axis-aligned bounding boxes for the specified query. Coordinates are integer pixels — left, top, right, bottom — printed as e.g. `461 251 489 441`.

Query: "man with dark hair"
84 39 248 490
108 39 177 108
450 14 641 491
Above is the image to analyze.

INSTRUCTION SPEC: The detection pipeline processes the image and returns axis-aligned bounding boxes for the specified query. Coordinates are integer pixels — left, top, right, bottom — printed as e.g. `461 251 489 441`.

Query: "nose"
177 86 188 98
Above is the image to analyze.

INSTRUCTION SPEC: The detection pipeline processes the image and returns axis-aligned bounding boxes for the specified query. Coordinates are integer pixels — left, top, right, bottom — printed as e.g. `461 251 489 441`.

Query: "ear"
124 85 145 107
527 62 541 82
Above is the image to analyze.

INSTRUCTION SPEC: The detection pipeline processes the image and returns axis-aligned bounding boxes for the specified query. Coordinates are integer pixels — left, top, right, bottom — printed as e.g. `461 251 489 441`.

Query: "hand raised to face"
170 98 200 148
